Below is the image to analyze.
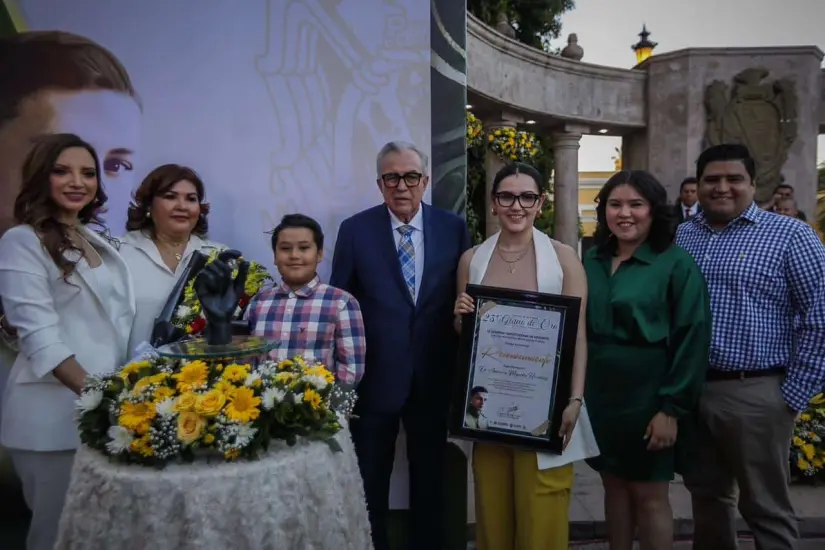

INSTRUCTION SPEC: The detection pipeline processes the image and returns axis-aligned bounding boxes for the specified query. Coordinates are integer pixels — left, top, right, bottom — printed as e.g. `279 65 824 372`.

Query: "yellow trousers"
473 443 574 550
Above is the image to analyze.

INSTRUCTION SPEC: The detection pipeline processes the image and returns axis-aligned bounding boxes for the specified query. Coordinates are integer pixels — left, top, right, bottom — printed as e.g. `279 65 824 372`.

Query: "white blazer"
118 230 224 355
0 225 135 451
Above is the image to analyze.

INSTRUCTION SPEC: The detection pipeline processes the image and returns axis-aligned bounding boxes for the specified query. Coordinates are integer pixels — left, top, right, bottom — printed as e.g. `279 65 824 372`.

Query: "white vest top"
469 228 600 470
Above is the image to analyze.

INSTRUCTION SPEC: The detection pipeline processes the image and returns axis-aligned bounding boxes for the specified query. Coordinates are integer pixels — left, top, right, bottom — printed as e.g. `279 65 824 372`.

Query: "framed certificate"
449 284 581 454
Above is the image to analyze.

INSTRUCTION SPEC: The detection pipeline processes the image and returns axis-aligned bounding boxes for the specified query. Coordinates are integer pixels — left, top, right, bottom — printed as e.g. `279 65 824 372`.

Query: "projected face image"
0 30 141 235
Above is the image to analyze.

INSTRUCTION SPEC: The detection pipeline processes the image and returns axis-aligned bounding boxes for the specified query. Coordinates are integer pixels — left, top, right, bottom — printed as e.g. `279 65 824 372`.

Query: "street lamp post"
632 24 658 65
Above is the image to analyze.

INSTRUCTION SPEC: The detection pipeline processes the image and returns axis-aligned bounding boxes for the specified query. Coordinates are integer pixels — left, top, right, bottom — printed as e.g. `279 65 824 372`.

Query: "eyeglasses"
494 192 540 208
381 172 423 188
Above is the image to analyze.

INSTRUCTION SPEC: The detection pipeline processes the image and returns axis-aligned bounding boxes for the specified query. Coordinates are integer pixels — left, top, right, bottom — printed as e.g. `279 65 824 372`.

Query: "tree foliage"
468 0 575 52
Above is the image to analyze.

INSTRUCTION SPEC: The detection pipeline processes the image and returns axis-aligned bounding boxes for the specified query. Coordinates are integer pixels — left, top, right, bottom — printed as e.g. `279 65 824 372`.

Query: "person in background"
674 177 701 223
118 164 223 354
763 181 808 221
331 141 470 550
0 133 135 550
248 213 365 388
677 144 825 550
774 196 800 219
0 31 141 236
584 170 711 550
453 162 593 550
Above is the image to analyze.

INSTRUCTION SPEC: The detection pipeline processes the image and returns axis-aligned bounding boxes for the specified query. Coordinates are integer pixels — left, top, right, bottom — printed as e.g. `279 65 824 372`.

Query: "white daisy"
303 374 328 390
106 426 134 454
261 387 286 410
75 389 103 413
244 372 262 387
155 398 176 418
176 305 191 318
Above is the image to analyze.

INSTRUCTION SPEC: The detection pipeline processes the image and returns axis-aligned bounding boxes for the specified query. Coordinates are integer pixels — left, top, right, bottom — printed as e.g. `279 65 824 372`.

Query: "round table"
55 432 373 550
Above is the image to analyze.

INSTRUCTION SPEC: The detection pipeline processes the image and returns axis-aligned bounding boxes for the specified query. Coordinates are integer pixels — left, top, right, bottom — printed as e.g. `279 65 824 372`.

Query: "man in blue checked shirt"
676 144 825 550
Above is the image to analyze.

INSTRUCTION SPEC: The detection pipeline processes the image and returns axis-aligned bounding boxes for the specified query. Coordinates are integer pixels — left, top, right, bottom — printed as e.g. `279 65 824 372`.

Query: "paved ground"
567 462 825 540
567 540 825 549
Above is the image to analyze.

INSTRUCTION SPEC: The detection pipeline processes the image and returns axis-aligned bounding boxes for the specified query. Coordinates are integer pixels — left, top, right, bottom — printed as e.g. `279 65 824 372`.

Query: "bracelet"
568 396 583 405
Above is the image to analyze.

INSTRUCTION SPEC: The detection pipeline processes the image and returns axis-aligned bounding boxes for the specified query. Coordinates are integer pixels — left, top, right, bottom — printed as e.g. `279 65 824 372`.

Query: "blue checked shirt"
676 203 825 411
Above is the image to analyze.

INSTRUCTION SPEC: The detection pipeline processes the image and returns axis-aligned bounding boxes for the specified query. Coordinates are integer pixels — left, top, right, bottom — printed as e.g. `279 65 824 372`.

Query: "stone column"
483 120 517 238
552 125 587 250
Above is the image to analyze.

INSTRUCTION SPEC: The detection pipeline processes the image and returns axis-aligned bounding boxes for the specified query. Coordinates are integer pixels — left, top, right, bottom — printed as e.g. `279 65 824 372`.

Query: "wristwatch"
568 396 584 405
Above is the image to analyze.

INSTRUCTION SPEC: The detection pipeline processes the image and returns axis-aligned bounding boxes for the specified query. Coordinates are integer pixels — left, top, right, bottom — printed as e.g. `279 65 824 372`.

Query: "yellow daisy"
222 364 250 383
119 401 157 434
172 361 209 392
224 387 261 423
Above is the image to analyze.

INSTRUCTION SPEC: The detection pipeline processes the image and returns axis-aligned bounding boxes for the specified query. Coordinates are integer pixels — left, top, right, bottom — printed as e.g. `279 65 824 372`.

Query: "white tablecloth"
55 432 372 550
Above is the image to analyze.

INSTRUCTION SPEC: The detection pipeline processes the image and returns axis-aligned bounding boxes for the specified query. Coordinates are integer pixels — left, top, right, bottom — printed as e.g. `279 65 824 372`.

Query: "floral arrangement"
487 126 540 162
466 111 483 148
76 355 358 467
172 250 273 335
791 392 825 481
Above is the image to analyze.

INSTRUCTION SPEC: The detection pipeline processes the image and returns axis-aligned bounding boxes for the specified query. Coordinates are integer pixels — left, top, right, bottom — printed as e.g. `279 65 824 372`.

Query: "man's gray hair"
376 141 429 176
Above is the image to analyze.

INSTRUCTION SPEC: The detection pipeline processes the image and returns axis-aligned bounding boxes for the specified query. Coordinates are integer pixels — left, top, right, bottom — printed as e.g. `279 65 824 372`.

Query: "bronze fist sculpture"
194 249 249 346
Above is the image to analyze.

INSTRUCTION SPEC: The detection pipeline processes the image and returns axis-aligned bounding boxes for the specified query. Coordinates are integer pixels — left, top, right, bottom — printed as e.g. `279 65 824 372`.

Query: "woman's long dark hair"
13 133 107 281
593 170 676 255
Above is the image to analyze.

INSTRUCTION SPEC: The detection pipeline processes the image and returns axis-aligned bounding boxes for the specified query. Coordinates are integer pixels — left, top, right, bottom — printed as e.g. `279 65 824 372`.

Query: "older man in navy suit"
331 141 471 550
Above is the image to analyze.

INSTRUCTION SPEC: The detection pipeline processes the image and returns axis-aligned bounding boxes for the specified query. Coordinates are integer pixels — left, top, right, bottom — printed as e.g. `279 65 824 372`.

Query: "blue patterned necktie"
397 225 416 300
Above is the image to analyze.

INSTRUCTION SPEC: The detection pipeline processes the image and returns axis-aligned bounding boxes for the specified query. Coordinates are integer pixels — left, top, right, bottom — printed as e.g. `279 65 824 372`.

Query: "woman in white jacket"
118 164 223 354
0 133 135 550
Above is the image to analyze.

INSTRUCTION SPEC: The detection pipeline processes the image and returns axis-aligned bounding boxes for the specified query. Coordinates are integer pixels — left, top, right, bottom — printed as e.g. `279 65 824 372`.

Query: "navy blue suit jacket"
330 203 471 414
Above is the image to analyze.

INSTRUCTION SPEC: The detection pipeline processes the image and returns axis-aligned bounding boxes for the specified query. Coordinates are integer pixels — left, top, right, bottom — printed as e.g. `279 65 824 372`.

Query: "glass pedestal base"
156 336 277 361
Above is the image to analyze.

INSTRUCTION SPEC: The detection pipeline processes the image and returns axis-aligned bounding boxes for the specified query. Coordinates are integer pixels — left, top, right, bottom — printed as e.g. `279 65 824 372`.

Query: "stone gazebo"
466 12 825 247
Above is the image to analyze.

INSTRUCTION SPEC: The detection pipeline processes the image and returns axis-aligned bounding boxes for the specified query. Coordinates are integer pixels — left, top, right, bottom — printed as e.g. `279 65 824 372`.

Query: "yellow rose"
174 392 197 413
195 390 226 417
177 412 206 445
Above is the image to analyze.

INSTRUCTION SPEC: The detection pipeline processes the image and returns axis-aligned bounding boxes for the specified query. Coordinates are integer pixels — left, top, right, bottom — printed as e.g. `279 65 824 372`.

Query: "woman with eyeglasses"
453 162 595 550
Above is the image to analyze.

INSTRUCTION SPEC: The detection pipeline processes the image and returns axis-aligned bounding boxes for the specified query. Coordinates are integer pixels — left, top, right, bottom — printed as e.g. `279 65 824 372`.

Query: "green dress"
583 243 712 481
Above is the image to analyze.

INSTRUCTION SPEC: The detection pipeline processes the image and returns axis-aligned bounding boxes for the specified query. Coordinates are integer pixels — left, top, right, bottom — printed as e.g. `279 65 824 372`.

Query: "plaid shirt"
246 276 366 386
676 203 825 411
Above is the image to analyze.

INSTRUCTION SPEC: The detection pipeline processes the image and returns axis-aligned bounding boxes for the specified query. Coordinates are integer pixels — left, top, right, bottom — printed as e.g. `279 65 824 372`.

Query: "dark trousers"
351 400 448 550
684 375 800 550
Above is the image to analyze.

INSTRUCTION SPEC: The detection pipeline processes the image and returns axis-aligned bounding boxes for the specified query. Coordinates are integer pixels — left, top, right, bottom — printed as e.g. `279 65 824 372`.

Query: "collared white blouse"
118 230 224 355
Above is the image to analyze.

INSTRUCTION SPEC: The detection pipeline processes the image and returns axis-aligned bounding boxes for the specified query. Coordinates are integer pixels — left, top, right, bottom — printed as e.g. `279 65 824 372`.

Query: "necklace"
496 242 532 274
155 235 188 261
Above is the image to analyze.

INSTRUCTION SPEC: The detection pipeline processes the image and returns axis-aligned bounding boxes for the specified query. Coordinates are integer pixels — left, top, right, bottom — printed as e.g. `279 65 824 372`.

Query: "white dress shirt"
388 206 424 303
681 202 699 219
118 231 223 354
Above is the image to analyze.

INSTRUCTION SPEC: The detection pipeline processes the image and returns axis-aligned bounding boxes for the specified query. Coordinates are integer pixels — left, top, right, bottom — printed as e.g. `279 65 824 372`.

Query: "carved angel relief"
703 67 798 201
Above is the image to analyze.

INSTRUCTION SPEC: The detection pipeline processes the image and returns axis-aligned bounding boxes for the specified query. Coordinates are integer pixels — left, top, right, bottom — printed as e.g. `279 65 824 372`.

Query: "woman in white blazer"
0 133 135 550
117 164 223 354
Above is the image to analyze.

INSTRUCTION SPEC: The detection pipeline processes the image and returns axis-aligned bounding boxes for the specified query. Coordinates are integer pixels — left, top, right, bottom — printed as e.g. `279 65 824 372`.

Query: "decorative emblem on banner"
704 67 798 201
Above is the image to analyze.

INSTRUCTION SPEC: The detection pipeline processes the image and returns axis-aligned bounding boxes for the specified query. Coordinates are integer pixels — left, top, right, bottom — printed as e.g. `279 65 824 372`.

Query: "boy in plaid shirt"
247 214 366 387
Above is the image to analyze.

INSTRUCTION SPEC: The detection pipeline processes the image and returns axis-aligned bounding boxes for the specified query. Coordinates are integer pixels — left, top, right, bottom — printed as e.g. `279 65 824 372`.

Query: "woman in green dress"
584 170 711 550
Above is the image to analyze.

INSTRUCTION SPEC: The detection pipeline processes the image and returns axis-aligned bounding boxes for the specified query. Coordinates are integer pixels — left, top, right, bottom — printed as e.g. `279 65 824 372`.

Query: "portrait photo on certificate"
449 284 580 454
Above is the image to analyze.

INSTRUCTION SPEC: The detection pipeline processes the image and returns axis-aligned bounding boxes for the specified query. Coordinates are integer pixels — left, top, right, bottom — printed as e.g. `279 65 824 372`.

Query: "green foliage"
465 1 578 241
468 0 575 52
